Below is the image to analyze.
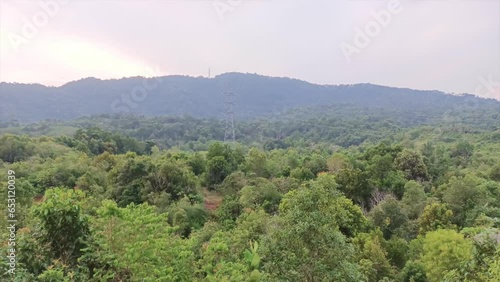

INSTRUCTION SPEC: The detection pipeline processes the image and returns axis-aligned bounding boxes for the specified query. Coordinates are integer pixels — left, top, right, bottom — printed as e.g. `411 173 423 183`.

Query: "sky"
0 0 499 98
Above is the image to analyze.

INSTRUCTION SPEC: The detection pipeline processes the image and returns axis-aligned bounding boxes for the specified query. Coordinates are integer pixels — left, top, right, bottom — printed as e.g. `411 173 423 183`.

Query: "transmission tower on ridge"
223 91 236 142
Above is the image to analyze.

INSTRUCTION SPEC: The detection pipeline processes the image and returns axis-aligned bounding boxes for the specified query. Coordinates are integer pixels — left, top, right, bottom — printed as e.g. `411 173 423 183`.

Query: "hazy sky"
0 0 499 97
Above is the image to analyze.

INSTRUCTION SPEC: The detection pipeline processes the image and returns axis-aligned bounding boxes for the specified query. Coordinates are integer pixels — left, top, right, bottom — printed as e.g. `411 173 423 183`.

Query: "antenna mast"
223 90 236 142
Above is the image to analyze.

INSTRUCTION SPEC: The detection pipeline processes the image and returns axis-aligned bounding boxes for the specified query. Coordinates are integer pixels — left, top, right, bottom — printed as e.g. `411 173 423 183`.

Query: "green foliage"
245 148 270 178
454 232 499 281
327 153 348 174
335 166 372 207
367 154 395 186
383 170 408 199
422 142 450 185
196 210 268 281
216 195 244 229
109 152 151 206
271 176 300 194
401 261 428 282
485 247 500 282
451 141 474 166
385 237 410 269
395 149 430 182
144 157 199 205
289 166 314 181
370 196 409 240
207 156 232 188
441 175 492 226
2 109 500 281
218 171 248 195
168 197 208 237
80 200 195 281
188 152 206 175
418 202 455 235
353 231 395 281
32 188 89 266
38 267 68 282
402 181 428 220
489 164 500 181
239 179 281 214
303 153 328 176
0 134 36 163
244 241 261 270
62 127 144 156
14 227 51 277
260 178 366 281
419 229 473 282
32 152 90 193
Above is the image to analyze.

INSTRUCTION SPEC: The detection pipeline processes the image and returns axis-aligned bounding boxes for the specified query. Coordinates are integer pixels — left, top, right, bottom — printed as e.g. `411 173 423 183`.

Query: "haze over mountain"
1 72 499 122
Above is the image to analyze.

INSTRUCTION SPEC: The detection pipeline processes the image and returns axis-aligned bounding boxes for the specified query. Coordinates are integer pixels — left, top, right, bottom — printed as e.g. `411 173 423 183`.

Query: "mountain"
1 72 499 122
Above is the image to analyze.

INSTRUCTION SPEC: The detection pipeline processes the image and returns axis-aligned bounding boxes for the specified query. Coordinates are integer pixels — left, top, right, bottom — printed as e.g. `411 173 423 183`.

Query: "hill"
1 73 499 122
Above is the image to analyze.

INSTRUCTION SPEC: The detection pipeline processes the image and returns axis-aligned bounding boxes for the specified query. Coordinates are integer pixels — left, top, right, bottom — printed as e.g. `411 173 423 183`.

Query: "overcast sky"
0 0 499 97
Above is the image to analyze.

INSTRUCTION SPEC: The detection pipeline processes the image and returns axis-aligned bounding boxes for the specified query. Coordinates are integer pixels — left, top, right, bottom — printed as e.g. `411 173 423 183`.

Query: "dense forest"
1 98 500 281
1 73 499 122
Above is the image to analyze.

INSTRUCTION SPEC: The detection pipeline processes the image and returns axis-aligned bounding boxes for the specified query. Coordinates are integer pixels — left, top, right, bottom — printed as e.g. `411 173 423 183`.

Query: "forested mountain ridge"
1 72 499 122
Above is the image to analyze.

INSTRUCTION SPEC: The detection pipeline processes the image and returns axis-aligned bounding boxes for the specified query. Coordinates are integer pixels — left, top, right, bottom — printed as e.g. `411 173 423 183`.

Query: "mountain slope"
1 72 499 122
